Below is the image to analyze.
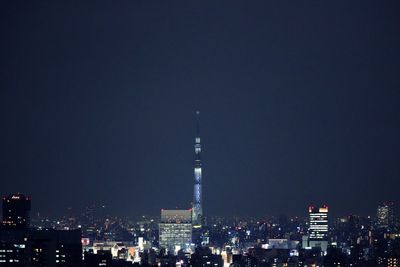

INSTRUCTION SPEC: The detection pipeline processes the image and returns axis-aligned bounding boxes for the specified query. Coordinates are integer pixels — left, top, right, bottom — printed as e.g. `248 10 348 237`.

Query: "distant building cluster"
2 192 400 266
2 115 400 266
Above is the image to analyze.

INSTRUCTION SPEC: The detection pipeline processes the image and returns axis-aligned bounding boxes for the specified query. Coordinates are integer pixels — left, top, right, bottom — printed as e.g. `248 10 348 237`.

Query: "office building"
2 193 31 229
377 202 394 228
308 205 329 252
0 193 31 266
159 209 192 254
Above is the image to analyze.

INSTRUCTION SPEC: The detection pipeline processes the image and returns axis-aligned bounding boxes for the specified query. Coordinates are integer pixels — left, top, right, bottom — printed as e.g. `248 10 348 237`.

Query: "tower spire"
196 110 200 137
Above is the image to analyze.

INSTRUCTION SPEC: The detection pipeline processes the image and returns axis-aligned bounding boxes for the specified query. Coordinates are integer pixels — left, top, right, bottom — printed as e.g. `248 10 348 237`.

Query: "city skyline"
2 2 400 266
1 1 400 218
4 191 399 266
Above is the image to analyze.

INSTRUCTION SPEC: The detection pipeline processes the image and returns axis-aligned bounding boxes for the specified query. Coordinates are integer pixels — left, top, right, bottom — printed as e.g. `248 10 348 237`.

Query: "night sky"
1 1 400 218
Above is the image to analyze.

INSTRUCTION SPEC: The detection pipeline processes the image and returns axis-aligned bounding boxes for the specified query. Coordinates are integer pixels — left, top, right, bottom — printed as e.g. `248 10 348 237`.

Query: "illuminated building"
159 209 192 254
2 193 31 229
0 193 31 266
378 256 400 267
192 111 203 227
377 202 394 228
308 205 329 252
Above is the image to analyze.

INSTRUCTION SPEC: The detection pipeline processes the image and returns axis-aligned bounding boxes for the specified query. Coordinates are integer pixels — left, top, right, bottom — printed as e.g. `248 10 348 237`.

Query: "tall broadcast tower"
192 111 203 227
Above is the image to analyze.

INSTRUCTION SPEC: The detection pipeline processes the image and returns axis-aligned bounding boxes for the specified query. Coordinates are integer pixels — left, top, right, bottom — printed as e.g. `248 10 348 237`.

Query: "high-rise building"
159 209 192 254
377 202 394 228
192 111 203 227
2 193 31 229
308 205 329 252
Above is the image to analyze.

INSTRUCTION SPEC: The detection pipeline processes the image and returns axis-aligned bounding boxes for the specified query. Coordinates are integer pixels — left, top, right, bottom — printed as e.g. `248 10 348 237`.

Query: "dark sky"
1 1 400 218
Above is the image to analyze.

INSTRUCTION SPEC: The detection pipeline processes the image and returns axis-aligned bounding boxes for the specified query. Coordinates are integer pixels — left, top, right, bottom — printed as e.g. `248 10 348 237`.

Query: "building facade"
159 210 192 254
377 202 394 228
308 205 329 252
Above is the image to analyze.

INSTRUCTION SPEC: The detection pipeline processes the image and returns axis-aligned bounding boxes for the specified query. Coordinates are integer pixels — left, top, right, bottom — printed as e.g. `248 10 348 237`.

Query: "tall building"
159 209 192 254
308 205 329 252
192 111 203 227
377 202 394 228
2 193 31 229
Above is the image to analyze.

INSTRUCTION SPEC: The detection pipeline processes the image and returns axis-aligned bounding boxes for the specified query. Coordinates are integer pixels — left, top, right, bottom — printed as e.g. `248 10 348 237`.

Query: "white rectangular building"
159 209 192 254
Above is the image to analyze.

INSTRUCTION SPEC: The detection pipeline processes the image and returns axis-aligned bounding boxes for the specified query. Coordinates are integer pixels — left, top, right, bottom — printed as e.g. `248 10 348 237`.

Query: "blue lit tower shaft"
192 111 202 226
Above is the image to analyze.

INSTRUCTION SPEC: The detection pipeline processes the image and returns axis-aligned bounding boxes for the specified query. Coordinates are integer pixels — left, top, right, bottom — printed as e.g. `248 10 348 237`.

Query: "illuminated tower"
192 111 203 226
